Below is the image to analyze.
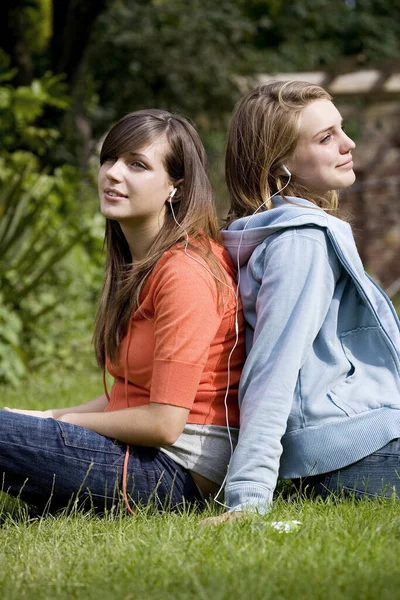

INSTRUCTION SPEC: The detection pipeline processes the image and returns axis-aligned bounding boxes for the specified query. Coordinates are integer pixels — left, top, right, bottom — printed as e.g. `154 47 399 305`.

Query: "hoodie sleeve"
225 227 340 513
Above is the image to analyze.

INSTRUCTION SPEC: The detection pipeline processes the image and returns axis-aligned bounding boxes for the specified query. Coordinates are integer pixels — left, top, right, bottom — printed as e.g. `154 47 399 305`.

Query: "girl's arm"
3 391 189 446
3 394 108 419
59 403 190 446
60 250 227 446
225 228 340 514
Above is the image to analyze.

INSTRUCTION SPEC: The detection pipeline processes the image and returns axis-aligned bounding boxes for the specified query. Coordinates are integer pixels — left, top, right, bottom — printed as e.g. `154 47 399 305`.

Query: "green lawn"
1 373 400 599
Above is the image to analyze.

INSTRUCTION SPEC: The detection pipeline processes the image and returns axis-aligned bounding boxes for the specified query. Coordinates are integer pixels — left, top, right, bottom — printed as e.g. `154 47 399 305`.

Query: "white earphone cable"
168 196 238 506
168 174 291 509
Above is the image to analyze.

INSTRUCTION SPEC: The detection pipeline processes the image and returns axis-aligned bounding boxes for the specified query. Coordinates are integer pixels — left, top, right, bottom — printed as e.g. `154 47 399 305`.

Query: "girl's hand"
2 407 54 418
57 413 76 424
201 512 244 525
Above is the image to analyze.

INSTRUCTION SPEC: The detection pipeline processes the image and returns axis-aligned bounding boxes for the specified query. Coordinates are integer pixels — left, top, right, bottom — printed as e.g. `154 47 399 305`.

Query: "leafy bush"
0 56 103 385
0 162 104 385
0 296 25 386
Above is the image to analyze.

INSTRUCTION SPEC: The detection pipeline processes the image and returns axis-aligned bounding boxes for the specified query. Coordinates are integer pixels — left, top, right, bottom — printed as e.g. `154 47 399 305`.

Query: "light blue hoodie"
221 196 400 513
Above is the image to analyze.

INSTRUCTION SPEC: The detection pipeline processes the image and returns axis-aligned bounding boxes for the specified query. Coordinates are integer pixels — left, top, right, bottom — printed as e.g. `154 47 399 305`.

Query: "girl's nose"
341 131 356 153
106 159 124 181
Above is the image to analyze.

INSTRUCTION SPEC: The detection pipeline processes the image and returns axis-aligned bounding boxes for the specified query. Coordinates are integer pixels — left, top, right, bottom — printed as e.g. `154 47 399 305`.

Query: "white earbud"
169 187 177 201
282 165 291 177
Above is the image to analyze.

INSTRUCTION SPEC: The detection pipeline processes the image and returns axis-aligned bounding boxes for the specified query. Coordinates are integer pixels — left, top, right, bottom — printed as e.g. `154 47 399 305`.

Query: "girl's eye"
130 161 146 169
320 134 331 144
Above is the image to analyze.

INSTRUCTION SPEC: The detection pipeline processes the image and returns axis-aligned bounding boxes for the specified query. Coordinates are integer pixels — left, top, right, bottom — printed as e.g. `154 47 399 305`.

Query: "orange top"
105 241 245 426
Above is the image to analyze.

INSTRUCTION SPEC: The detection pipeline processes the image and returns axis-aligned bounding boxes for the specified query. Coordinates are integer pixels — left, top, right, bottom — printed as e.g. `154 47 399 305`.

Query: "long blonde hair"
94 109 224 367
225 80 339 223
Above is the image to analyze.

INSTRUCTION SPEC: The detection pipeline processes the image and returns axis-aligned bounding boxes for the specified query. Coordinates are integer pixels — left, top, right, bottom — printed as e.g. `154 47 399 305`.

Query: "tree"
244 0 400 72
86 0 256 127
1 0 109 86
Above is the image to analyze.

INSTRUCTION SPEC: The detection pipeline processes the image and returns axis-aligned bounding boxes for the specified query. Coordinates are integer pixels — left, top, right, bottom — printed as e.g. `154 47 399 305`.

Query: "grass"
1 373 400 599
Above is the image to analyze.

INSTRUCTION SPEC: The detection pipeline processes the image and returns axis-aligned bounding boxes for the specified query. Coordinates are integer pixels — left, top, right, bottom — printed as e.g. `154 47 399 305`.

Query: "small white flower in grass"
271 520 302 533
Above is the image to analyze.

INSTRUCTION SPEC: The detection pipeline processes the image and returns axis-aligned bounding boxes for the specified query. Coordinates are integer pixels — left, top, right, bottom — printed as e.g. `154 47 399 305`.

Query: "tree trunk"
1 0 34 85
51 0 109 86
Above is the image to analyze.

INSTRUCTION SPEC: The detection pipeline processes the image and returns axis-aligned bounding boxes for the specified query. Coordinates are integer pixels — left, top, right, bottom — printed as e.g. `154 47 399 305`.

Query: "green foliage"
82 0 400 212
23 221 104 375
6 0 52 56
85 0 400 136
87 0 256 126
32 0 53 53
1 169 83 302
0 60 102 385
0 297 25 386
0 53 69 156
394 296 400 317
85 0 259 211
244 0 400 72
0 164 102 384
2 1 399 385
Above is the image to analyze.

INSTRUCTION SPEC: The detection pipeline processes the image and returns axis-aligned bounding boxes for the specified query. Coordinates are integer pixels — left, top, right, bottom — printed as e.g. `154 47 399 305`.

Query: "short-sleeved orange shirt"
105 241 245 427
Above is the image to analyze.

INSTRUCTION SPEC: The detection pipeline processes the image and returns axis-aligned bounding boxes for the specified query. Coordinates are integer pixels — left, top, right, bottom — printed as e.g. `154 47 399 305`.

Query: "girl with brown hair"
1 109 245 514
213 81 400 520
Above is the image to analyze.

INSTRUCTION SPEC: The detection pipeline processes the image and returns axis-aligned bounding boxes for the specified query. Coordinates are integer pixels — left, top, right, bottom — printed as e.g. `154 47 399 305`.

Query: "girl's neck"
119 218 164 262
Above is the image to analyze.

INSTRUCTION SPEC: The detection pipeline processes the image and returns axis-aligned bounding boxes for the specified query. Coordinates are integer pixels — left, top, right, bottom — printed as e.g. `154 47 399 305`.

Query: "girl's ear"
281 165 291 177
169 178 184 202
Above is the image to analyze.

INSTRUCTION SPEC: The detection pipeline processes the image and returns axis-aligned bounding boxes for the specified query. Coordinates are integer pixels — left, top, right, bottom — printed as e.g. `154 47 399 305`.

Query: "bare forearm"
2 394 109 420
51 394 108 419
59 403 189 446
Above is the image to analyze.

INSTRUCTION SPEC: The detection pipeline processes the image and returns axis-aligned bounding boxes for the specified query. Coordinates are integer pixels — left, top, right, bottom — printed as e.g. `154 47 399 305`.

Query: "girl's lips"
104 189 128 200
336 159 353 169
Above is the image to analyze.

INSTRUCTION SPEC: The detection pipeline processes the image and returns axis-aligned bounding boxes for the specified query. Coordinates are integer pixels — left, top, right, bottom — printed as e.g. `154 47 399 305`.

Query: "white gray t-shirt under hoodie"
160 424 239 485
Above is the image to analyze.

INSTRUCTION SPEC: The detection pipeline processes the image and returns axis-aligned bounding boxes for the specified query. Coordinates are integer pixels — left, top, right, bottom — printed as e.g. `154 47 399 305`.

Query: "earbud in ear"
281 165 291 177
169 187 177 202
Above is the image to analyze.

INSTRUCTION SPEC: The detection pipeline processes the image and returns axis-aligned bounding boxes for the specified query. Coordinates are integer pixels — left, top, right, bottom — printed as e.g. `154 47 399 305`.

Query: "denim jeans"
0 411 202 514
295 438 400 500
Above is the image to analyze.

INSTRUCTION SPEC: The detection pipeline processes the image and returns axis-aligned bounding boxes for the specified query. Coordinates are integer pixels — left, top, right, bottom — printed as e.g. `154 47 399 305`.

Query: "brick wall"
338 100 400 296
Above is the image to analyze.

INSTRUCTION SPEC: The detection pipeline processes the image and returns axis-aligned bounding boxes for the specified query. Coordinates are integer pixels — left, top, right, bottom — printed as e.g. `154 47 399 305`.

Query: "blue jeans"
0 411 202 514
295 438 400 500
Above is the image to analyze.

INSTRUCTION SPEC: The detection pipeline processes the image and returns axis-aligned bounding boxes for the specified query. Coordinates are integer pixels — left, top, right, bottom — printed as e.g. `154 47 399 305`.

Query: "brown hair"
94 109 224 367
225 80 339 223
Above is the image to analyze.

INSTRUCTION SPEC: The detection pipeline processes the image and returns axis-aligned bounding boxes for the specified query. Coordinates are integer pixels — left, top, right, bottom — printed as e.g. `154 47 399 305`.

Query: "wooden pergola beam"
244 66 400 97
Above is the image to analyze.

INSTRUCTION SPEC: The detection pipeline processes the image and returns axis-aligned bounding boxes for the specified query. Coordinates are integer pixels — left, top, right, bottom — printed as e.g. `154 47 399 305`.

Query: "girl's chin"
341 172 356 188
100 207 124 221
332 172 356 191
101 212 117 220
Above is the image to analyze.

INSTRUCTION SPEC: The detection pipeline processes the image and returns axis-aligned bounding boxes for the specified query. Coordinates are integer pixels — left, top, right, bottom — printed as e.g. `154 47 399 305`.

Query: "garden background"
1 0 400 385
1 2 400 598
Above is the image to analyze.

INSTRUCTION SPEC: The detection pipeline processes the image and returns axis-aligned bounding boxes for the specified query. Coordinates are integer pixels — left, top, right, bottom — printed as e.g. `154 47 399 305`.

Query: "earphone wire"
168 196 239 506
168 174 291 509
235 175 292 296
220 174 292 510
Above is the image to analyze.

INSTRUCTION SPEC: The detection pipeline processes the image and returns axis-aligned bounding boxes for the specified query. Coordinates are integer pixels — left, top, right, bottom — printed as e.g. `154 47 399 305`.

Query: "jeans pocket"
56 421 123 457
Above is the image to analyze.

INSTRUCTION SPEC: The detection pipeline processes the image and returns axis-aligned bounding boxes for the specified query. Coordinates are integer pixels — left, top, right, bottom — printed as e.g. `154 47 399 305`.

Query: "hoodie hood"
222 194 400 358
221 196 334 267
